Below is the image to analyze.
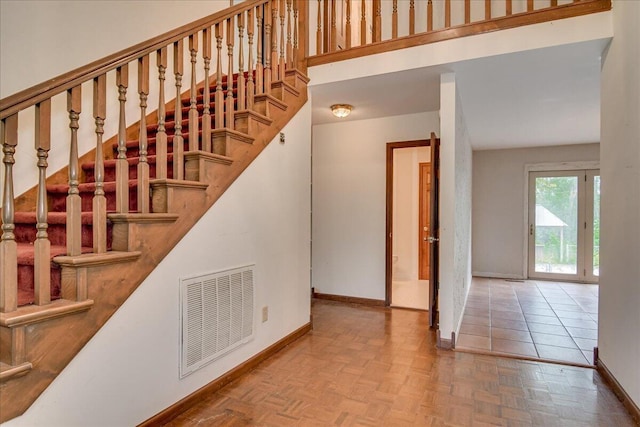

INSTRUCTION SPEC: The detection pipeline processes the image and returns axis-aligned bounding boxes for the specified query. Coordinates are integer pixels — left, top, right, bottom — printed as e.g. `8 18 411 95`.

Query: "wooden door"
428 132 440 328
418 163 431 280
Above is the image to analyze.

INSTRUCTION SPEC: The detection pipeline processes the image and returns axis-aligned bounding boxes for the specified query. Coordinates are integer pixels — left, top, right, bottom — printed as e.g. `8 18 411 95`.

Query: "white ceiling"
310 39 609 150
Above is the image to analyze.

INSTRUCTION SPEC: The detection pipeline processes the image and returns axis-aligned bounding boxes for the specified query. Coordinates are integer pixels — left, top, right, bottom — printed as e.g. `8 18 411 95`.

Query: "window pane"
593 176 600 277
534 176 578 275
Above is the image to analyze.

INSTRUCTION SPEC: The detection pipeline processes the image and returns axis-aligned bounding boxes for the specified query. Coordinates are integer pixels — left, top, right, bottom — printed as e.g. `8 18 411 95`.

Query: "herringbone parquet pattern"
166 300 636 426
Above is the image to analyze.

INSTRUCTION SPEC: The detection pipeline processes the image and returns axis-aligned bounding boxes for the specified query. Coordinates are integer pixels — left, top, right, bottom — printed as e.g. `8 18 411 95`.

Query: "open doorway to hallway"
387 142 430 310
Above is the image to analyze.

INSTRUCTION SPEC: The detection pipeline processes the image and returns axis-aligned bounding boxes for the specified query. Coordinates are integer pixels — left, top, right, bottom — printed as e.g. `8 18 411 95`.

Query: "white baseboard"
472 272 525 280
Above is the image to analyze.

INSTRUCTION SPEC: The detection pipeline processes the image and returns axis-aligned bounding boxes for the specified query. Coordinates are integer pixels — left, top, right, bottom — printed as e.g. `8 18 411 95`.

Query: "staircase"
0 0 309 422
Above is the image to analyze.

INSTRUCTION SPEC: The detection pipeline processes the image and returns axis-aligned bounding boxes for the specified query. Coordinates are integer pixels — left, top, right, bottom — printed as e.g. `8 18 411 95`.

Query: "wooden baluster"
506 0 512 16
391 1 398 39
360 0 366 46
238 13 246 111
316 0 322 55
265 2 273 93
188 34 199 151
92 74 107 254
202 30 212 152
116 65 130 212
445 0 451 28
156 47 169 174
551 0 558 6
279 0 286 78
271 2 279 82
373 0 381 43
465 0 471 24
409 0 415 36
247 8 255 110
137 55 150 213
34 100 51 304
296 0 307 72
427 0 433 32
527 0 534 12
67 86 82 256
173 41 184 180
256 7 264 95
345 0 351 49
293 0 300 64
485 0 491 20
330 0 337 52
226 18 235 129
286 0 293 68
215 24 225 129
1 115 18 312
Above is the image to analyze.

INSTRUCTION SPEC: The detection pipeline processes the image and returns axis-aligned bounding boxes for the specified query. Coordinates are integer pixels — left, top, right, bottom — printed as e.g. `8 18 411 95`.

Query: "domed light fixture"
330 104 353 118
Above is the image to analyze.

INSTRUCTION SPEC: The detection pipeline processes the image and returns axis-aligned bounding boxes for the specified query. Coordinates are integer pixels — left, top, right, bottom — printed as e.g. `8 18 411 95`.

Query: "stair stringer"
0 82 308 424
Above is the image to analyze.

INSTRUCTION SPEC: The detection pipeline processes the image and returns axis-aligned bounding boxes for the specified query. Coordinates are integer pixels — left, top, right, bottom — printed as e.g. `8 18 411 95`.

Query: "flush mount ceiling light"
330 104 353 118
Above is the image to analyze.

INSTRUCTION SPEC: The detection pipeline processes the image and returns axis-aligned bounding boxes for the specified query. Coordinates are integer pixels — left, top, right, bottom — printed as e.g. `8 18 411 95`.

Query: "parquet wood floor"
165 300 636 426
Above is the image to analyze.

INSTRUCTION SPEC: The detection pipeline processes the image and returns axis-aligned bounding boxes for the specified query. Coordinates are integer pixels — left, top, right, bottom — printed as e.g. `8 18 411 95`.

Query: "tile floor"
456 277 599 366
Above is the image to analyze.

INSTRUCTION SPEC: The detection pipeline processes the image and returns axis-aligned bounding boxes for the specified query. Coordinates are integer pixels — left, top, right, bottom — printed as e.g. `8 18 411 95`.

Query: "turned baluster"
392 0 398 39
465 0 471 24
264 2 273 94
360 0 366 45
330 0 337 52
445 0 451 28
373 0 381 43
256 7 264 95
247 7 256 110
92 74 107 254
237 13 246 111
409 0 416 35
156 47 169 176
345 0 351 49
286 0 293 69
34 100 51 304
202 30 212 151
279 0 286 78
527 0 534 12
506 0 513 16
215 24 225 129
137 55 150 213
188 34 199 151
316 0 322 54
173 41 184 180
116 65 129 212
485 0 491 20
427 0 433 32
271 2 279 82
0 114 18 313
226 18 235 129
66 86 82 256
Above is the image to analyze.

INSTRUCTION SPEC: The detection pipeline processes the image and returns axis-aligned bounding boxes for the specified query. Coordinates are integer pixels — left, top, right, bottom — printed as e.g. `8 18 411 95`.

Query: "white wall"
439 73 473 340
312 112 439 300
472 143 600 278
2 103 312 427
392 146 430 282
599 0 640 409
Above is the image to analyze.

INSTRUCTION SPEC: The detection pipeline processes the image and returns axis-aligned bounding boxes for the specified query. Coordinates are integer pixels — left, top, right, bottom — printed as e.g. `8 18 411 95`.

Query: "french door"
528 170 600 282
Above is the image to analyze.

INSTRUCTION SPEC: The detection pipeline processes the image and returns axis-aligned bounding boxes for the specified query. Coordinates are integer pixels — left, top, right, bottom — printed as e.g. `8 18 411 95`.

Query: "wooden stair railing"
309 0 611 65
0 0 309 422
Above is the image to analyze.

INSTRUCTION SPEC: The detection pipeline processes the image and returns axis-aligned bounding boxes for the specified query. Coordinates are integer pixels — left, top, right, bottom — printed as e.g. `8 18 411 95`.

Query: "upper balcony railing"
307 0 611 66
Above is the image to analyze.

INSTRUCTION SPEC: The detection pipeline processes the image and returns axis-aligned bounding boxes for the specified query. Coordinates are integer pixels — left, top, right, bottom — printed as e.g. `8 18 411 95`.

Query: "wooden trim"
436 330 455 350
385 139 432 307
312 292 385 307
307 0 611 67
0 0 269 119
138 322 312 426
456 347 595 369
597 359 640 424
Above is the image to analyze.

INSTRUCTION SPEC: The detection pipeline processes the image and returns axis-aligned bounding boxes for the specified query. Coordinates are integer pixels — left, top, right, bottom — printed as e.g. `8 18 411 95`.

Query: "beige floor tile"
491 338 538 357
457 333 491 350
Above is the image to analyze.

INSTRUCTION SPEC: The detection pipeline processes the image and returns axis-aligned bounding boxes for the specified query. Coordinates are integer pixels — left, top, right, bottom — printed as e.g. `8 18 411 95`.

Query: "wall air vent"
180 265 255 378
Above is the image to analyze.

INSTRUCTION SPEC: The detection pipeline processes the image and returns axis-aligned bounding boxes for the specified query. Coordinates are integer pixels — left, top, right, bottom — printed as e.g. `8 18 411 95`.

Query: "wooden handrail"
0 0 268 119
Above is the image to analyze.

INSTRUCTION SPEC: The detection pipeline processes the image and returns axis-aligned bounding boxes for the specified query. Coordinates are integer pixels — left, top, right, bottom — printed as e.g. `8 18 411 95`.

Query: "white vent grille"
180 265 255 378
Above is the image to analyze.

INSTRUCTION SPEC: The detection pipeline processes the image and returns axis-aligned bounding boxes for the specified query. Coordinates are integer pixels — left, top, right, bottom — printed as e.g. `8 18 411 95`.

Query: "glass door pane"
593 175 600 277
534 175 579 275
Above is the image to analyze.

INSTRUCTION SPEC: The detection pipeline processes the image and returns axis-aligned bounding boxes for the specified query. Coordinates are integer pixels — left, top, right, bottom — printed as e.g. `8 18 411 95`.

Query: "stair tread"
0 362 33 383
0 298 94 328
16 243 90 265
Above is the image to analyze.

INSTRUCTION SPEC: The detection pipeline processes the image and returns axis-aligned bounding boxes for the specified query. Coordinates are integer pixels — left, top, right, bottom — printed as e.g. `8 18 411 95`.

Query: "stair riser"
17 266 61 306
83 158 175 184
48 186 140 213
14 222 114 248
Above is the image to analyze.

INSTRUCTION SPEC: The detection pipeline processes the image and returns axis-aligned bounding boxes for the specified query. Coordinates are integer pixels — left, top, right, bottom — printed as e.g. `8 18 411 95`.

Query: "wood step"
108 213 180 252
150 179 209 214
0 299 94 329
0 362 32 383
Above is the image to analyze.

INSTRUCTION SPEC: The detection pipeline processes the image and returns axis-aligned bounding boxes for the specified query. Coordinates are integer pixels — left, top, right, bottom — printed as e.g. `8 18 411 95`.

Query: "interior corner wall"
1 103 312 427
599 0 640 409
472 143 600 279
439 72 472 340
312 112 439 301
